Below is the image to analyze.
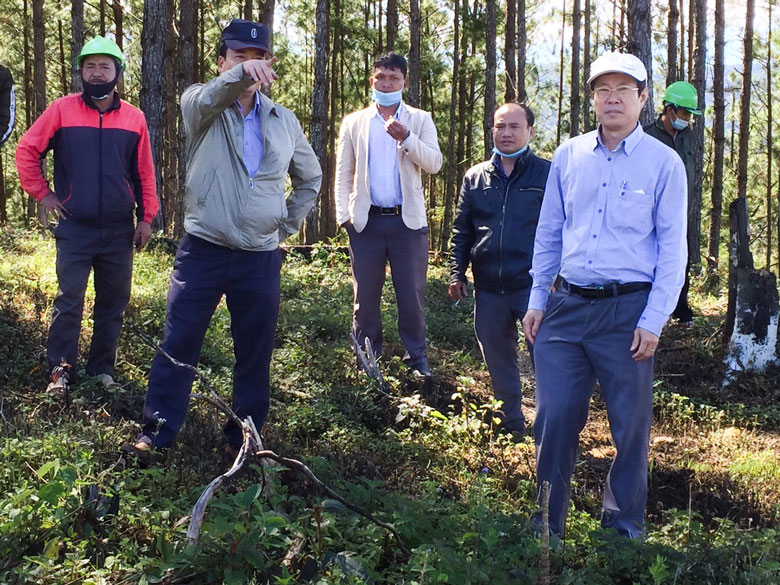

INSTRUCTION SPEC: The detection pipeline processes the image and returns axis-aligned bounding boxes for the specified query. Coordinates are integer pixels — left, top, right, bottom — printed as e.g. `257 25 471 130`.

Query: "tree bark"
70 0 84 93
556 0 566 145
689 0 705 266
484 0 496 158
667 0 679 85
627 0 654 127
386 0 397 52
408 0 421 107
583 0 592 131
679 0 685 78
99 0 106 36
441 0 460 254
766 5 773 270
504 0 516 102
517 0 526 103
58 1 67 96
305 0 330 244
726 198 754 338
736 0 754 201
113 0 124 95
140 0 169 230
243 0 252 20
258 0 276 52
176 0 197 238
570 0 581 137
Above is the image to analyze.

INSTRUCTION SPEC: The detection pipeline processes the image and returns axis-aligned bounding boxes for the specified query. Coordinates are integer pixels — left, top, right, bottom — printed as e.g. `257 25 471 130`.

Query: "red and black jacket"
16 92 158 225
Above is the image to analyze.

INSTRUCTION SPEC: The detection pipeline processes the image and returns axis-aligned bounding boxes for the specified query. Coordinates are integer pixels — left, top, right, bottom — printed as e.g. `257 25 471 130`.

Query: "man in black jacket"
0 64 15 146
448 103 550 437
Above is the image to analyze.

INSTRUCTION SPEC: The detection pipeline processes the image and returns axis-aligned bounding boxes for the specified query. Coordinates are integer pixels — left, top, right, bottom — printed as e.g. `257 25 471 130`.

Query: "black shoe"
120 434 154 467
407 359 431 378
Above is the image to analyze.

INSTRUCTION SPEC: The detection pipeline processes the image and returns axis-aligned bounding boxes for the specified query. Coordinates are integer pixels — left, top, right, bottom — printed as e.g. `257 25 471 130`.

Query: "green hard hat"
663 81 701 115
77 35 124 69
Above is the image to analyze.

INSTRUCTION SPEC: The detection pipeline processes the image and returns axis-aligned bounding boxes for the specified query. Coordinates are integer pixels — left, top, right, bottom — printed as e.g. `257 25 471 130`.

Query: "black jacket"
449 149 551 294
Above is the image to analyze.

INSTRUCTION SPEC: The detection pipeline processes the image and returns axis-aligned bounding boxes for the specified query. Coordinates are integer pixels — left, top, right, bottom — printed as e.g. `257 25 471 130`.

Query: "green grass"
1 228 779 584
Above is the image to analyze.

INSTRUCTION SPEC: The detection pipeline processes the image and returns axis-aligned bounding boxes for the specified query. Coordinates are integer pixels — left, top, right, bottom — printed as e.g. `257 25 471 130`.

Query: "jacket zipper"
98 111 103 223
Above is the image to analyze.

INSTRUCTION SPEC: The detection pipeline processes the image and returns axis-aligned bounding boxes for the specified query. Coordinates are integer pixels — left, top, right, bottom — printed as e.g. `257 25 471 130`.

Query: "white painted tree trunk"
723 268 779 385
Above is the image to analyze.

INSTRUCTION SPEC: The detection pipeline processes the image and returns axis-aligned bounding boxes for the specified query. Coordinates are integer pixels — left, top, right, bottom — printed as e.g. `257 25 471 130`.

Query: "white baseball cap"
587 52 647 86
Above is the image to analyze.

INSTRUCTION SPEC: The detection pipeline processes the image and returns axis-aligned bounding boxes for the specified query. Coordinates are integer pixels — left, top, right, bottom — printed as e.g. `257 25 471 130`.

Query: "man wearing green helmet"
644 81 702 327
16 35 158 389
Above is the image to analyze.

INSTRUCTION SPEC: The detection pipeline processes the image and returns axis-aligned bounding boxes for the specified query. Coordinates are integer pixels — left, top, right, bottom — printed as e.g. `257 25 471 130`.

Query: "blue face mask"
671 116 689 131
492 144 528 159
372 88 403 107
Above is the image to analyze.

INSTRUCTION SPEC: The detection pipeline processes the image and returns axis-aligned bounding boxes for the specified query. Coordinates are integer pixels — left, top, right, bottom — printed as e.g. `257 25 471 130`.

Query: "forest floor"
1 227 779 584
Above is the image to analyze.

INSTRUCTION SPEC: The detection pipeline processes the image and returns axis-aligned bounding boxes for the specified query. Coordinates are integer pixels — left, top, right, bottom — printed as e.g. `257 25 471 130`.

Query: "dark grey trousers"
533 287 654 538
346 214 429 364
474 288 531 430
49 219 134 376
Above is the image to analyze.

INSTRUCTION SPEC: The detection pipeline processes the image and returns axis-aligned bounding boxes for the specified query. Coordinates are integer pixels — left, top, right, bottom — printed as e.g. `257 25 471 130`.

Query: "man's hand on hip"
385 118 410 142
39 192 68 220
522 309 545 344
448 281 468 302
243 57 278 88
133 221 153 251
631 327 659 361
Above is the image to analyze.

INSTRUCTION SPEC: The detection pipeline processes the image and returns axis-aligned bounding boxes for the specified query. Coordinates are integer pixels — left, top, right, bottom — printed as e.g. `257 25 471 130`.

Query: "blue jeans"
533 287 654 538
142 234 282 448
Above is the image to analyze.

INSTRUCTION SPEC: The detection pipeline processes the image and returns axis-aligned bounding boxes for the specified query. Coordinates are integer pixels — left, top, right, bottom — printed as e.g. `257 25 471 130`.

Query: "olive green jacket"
181 63 322 250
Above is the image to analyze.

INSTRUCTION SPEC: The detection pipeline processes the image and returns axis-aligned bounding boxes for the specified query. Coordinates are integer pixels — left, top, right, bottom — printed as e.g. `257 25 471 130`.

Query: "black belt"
560 278 651 299
369 205 402 216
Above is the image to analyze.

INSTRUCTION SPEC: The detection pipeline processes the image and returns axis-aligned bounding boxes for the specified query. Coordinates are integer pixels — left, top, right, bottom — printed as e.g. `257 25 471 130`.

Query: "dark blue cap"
221 19 271 54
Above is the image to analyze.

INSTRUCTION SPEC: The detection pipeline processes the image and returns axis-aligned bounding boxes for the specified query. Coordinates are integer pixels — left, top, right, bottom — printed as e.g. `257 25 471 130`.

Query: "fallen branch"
128 321 408 555
350 332 390 394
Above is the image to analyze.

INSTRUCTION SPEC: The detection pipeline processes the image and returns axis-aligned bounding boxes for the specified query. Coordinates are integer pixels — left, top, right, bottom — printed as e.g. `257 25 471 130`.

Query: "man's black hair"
494 103 535 128
219 41 228 59
373 53 407 77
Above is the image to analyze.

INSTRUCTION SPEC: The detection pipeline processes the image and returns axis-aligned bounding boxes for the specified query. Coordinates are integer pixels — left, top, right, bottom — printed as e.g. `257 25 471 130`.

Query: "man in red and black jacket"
16 35 158 387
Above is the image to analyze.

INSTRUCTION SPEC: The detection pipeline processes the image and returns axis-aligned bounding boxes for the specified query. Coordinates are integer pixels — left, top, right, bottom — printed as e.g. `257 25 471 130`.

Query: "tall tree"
408 0 421 107
70 0 84 93
32 0 45 118
736 0 754 201
176 0 198 237
386 0 398 52
441 0 460 253
258 0 276 51
707 0 725 278
583 0 592 130
140 0 169 229
58 9 67 96
679 0 685 78
556 0 566 145
570 0 581 137
505 0 516 102
766 4 773 270
516 0 526 102
627 0 654 127
689 0 706 266
113 0 124 95
484 0 496 158
305 0 329 244
667 0 679 85
99 0 106 36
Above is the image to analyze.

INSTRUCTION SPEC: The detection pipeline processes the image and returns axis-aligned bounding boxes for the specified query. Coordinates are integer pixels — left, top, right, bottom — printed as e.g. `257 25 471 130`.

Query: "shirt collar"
594 122 644 155
372 101 405 120
236 90 278 118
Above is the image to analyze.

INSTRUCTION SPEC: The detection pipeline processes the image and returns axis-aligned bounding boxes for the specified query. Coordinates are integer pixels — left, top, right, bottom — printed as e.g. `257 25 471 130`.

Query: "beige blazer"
334 103 442 232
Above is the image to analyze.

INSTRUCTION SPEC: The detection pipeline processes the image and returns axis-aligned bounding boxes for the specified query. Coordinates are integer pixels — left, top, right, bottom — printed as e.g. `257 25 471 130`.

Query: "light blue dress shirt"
368 103 404 207
239 91 264 177
528 123 688 336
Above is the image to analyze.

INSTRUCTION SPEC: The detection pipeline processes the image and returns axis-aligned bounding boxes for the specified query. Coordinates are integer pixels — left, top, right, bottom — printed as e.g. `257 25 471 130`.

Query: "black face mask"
82 71 120 101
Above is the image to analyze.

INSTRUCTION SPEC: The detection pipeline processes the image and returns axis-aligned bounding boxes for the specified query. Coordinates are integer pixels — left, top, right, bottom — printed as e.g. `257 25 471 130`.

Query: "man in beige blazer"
335 53 442 376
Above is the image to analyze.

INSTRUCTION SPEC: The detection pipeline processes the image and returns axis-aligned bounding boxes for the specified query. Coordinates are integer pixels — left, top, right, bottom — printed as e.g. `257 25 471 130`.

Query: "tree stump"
723 268 779 384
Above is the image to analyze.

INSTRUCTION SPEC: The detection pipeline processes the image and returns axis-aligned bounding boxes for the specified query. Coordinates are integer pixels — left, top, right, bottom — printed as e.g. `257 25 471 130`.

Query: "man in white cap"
522 51 688 538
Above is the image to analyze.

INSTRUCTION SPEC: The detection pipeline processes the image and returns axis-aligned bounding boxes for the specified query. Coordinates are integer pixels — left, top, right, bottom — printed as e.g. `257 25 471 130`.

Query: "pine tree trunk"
243 0 252 20
113 1 124 95
504 0 516 102
57 1 67 96
70 0 83 93
679 0 685 78
441 0 460 254
33 0 46 225
99 0 106 36
386 0 397 51
667 0 678 84
305 0 329 244
570 0 581 137
583 0 592 130
627 0 654 127
140 0 169 230
517 0 526 103
258 0 276 51
689 0 705 266
484 0 496 158
556 0 566 145
176 0 197 238
408 0 421 107
736 0 754 201
765 5 772 270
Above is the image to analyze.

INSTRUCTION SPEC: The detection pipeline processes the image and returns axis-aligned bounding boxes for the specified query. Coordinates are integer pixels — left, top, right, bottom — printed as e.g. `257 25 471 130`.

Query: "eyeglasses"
593 86 640 99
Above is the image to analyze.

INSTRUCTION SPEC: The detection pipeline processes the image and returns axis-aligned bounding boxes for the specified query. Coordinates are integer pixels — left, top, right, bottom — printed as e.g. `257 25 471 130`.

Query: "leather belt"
369 205 402 216
560 278 651 299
